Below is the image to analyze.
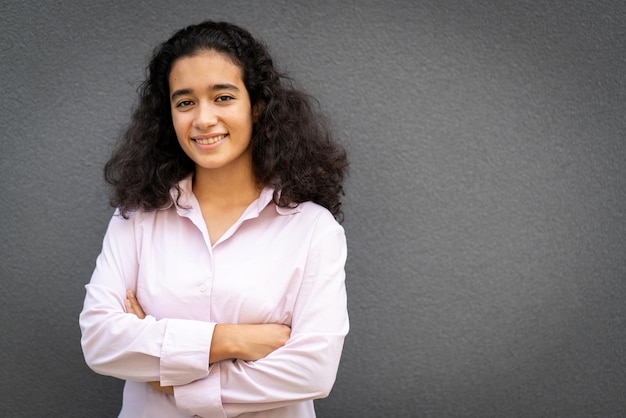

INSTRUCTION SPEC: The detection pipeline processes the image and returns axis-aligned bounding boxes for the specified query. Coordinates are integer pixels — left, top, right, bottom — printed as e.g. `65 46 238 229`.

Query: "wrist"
209 324 240 363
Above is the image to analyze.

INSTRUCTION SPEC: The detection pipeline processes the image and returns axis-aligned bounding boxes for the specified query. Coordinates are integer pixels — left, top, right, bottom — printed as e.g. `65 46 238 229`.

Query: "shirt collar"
170 175 301 217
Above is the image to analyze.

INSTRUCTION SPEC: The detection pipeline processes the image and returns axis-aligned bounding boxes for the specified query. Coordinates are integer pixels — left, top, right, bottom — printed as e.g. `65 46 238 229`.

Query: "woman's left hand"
125 290 175 396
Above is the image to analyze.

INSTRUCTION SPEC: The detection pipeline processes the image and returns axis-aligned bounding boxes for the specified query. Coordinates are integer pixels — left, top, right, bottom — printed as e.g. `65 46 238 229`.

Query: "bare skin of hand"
124 290 146 319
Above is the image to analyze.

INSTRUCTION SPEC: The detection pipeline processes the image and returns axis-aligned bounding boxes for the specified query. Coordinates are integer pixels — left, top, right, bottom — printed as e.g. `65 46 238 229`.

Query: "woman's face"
169 50 255 176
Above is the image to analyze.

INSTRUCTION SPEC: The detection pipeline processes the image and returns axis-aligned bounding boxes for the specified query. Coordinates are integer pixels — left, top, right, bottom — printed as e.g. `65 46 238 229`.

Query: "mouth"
193 134 228 145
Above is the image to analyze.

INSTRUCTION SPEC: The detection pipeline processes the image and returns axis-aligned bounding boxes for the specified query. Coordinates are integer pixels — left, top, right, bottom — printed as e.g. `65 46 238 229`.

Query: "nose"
193 102 218 129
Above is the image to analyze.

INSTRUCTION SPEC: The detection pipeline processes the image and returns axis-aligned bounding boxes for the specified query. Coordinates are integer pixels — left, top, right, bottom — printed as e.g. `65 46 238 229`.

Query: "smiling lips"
194 134 228 145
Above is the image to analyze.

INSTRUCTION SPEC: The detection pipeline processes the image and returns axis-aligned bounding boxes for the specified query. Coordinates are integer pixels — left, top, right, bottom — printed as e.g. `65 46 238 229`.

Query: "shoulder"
108 206 177 232
277 200 337 221
287 201 345 240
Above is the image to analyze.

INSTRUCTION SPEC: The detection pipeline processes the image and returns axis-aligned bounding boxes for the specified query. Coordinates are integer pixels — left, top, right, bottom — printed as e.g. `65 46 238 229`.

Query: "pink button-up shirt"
79 177 348 417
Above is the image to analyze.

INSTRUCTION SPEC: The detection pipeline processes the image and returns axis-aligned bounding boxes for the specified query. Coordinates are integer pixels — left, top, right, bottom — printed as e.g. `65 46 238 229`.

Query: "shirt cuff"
160 318 215 386
174 362 226 417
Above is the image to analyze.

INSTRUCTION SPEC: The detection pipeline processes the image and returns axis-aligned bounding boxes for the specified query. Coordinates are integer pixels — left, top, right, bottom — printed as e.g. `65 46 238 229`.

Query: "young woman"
79 21 349 418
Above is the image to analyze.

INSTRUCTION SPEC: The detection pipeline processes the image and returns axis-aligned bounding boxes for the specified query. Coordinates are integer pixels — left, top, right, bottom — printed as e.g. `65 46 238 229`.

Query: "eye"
175 100 194 108
215 95 234 103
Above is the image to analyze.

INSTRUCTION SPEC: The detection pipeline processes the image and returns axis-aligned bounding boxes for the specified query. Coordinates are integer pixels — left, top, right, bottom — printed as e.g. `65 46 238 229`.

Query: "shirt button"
199 284 206 292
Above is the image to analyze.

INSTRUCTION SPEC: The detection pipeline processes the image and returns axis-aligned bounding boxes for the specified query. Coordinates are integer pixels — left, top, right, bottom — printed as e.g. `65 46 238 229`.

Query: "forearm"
208 324 238 364
174 328 348 417
209 323 290 364
122 291 289 395
80 284 214 385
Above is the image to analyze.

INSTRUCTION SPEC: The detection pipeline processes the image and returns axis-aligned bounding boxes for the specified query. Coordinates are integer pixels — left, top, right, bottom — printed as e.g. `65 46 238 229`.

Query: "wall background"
1 1 625 417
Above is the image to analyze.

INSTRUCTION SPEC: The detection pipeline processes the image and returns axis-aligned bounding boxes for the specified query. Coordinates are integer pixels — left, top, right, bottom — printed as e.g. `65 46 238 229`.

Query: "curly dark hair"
104 20 348 220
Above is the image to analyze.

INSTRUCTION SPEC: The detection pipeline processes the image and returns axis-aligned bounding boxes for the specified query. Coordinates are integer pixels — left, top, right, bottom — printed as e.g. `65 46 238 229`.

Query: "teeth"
195 134 226 145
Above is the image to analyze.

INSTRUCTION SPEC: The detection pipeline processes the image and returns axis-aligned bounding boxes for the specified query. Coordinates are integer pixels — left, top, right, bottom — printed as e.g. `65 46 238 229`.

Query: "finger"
126 290 146 319
124 299 136 314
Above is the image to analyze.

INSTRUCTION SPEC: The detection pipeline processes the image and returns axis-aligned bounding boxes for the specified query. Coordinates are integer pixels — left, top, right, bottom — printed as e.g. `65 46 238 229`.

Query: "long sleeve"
80 183 349 418
79 211 216 386
173 214 349 417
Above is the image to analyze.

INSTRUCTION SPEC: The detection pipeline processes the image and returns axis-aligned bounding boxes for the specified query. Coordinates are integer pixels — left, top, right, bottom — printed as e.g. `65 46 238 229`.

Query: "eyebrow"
170 83 241 101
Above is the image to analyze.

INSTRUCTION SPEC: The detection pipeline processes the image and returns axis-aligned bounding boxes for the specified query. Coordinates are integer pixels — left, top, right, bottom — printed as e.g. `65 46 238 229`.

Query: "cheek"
171 113 188 140
236 112 254 136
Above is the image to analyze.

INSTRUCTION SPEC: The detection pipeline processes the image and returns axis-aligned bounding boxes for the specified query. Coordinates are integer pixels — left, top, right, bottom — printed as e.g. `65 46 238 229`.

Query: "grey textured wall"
2 1 625 417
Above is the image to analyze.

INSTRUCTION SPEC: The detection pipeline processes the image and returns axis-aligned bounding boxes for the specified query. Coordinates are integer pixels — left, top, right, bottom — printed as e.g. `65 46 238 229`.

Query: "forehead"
168 50 244 89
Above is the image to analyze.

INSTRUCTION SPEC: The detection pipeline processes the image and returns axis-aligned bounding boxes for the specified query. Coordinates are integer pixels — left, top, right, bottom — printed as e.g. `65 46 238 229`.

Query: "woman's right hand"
210 323 291 363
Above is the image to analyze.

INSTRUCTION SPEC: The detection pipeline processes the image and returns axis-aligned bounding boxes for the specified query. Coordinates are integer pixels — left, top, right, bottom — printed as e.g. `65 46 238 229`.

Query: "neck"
192 161 262 208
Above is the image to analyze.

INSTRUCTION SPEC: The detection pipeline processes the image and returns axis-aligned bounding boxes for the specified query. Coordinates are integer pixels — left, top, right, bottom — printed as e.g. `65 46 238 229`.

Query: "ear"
252 101 264 123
